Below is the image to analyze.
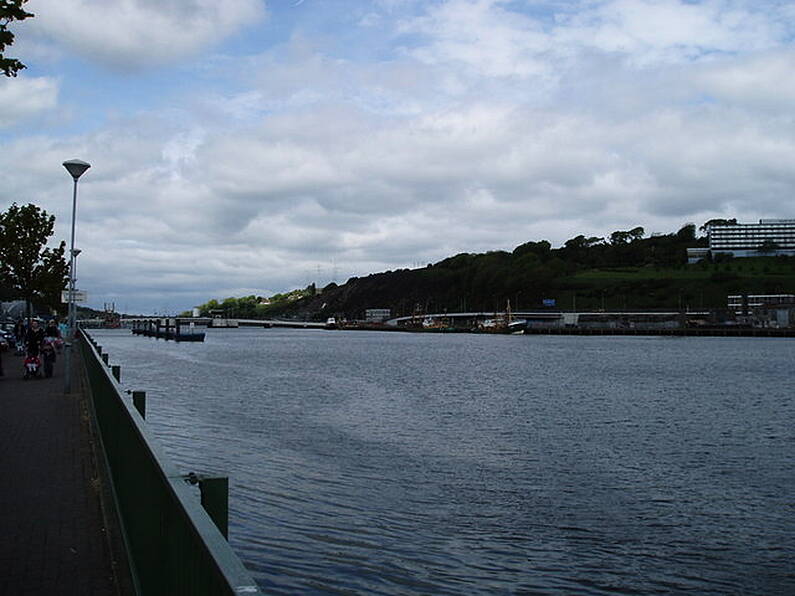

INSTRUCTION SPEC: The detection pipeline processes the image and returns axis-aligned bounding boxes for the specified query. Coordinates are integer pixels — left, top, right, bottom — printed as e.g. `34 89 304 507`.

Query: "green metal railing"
78 329 262 596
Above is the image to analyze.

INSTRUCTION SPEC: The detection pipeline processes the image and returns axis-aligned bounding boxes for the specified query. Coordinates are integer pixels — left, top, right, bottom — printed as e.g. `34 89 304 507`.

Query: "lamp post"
63 159 90 394
71 248 82 312
71 248 82 279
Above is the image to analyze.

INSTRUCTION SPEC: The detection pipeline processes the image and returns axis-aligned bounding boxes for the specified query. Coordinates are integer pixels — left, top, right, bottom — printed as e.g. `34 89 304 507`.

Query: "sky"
2 0 795 314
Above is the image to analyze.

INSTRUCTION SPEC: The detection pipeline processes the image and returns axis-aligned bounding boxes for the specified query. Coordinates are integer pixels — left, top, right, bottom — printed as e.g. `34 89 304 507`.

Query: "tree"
1 0 34 77
198 298 220 316
0 203 69 318
609 230 632 245
563 235 604 253
628 226 645 241
699 218 736 233
512 240 552 259
757 240 780 254
676 223 696 241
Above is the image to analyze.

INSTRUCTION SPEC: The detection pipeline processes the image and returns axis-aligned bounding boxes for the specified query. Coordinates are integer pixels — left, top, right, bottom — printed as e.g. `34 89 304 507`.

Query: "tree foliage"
699 218 736 233
193 222 795 320
0 203 69 313
195 286 315 318
757 239 780 254
0 0 33 77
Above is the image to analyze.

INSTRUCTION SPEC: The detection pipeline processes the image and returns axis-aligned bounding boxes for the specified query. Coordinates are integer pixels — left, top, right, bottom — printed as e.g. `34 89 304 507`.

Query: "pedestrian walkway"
0 347 130 595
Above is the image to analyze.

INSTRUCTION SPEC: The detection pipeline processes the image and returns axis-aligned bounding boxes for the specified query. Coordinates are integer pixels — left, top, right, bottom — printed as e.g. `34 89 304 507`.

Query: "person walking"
14 318 26 348
45 319 60 338
45 319 62 353
25 320 45 358
41 320 60 377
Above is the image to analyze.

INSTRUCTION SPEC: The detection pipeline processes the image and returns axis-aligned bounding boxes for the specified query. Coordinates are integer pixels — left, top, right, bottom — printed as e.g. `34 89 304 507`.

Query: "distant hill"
199 224 795 320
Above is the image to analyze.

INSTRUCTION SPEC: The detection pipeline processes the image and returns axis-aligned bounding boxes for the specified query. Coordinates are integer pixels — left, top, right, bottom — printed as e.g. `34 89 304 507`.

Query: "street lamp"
63 159 90 394
71 248 82 284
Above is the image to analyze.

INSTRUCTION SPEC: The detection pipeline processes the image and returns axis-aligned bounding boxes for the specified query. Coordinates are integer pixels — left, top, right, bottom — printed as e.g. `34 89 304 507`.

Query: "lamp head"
63 159 91 180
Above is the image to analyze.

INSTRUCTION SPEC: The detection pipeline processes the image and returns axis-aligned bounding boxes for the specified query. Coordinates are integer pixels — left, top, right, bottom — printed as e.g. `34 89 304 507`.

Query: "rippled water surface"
91 328 795 594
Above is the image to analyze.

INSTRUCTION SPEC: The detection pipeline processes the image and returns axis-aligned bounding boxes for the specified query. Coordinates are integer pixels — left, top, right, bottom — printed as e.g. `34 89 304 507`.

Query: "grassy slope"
268 258 794 319
555 258 795 311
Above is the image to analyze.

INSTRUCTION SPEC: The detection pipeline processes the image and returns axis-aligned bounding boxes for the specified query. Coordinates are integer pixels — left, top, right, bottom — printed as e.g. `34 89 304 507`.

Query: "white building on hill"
688 219 795 262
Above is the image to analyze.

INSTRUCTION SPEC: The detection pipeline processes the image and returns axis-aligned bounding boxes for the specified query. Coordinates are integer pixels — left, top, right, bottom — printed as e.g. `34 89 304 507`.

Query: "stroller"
23 354 41 380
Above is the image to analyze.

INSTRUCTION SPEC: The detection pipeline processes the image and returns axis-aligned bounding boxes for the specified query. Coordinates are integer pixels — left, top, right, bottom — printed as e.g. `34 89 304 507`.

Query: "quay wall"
522 326 795 337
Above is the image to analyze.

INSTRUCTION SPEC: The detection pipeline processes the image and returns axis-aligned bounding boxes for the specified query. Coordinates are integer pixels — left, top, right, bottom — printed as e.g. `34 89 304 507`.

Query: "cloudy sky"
2 0 794 313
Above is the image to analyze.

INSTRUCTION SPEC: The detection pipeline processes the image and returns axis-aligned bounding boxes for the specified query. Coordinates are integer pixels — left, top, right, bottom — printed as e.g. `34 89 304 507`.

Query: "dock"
131 319 206 342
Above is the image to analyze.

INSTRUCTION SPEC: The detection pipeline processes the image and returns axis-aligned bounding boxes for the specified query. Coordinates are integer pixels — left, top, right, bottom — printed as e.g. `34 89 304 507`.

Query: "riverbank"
329 323 795 337
521 326 795 337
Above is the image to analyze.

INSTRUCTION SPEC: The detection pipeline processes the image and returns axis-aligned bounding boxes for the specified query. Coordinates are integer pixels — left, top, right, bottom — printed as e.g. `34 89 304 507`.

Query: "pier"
123 317 325 339
131 318 206 342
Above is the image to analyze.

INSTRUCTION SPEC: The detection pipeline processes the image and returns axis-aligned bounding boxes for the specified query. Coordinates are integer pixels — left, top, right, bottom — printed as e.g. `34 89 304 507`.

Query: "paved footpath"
0 347 131 595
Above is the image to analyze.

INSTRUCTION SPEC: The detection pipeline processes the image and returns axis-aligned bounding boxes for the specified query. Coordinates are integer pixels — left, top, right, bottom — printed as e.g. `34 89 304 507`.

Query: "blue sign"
542 298 556 307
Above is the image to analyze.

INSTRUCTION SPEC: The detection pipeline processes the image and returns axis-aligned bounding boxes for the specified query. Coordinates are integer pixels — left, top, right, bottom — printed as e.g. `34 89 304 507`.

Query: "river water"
89 328 794 595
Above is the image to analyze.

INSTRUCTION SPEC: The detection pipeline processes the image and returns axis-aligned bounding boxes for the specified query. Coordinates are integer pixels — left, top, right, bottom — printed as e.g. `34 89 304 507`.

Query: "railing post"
80 332 261 594
102 353 109 365
132 390 146 419
111 365 121 382
199 477 229 540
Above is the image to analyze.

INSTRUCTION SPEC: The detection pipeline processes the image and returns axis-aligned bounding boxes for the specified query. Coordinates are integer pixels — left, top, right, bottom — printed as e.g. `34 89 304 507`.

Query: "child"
23 354 40 380
41 338 56 378
45 319 63 353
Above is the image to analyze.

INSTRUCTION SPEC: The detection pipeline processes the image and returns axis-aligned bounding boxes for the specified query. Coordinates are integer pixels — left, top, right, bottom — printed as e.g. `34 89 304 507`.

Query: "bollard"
111 365 121 382
200 476 229 539
102 353 109 365
132 390 146 419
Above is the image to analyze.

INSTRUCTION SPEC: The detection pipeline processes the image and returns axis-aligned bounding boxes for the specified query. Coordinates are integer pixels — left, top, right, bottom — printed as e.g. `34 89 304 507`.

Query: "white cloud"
3 0 795 312
695 50 795 110
399 0 790 82
26 0 266 70
399 0 556 79
0 76 59 127
6 70 795 311
558 0 785 65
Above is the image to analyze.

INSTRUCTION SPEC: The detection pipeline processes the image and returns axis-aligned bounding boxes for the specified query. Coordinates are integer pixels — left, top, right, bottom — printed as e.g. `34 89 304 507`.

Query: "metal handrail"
78 329 262 595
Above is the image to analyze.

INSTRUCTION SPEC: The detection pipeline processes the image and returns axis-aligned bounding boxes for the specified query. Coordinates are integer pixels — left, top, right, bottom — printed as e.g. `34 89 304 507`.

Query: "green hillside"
196 224 795 319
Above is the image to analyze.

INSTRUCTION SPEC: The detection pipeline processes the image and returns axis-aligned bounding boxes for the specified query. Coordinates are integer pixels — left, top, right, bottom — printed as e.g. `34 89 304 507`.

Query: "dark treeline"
293 224 704 317
215 223 795 320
